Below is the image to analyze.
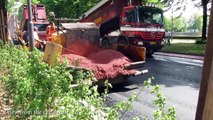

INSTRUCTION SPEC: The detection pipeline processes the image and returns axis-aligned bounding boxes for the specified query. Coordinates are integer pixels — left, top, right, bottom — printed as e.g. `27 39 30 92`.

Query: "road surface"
106 54 203 120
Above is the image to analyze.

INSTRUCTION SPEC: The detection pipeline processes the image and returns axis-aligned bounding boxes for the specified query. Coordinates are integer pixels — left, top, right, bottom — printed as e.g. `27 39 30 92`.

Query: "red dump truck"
80 0 165 55
19 4 49 41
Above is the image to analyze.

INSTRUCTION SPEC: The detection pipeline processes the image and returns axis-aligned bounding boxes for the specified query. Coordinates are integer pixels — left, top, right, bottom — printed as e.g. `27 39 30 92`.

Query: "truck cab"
120 6 165 54
20 4 49 41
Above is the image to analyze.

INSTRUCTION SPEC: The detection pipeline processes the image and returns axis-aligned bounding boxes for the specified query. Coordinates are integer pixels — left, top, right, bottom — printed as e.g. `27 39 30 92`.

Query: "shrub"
195 38 206 44
0 42 119 119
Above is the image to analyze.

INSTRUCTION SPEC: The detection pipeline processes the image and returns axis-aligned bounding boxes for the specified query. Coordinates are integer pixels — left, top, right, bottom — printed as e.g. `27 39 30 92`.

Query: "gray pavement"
155 52 204 60
106 54 203 120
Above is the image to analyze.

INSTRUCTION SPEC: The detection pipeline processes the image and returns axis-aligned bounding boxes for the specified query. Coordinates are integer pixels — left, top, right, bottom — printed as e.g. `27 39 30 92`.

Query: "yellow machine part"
51 31 66 47
112 44 146 61
43 42 62 66
130 46 146 61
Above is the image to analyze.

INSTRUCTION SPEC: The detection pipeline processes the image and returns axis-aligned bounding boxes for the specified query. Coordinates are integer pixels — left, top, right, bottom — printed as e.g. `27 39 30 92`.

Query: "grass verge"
161 43 206 55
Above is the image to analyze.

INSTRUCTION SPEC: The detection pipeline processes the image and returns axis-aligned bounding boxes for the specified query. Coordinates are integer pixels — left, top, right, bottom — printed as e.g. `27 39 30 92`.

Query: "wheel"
101 38 111 48
117 36 128 45
146 50 154 57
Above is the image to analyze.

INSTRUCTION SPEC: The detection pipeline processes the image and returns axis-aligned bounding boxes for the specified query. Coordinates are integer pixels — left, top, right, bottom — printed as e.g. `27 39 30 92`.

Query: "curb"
155 52 204 60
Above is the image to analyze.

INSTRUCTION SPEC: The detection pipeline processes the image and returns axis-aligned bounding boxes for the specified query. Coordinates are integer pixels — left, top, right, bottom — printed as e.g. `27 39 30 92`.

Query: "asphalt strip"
155 52 204 60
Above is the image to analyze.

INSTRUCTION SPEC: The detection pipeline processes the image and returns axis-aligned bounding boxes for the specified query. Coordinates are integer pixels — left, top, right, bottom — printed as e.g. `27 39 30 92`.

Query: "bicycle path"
155 52 204 60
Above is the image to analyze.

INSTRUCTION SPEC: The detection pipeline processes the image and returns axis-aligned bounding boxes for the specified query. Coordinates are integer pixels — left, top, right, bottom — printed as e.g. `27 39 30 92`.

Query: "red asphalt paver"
155 52 204 60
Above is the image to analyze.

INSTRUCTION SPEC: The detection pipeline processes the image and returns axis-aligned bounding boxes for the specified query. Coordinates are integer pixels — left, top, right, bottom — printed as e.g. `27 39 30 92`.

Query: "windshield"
138 7 163 24
34 23 49 31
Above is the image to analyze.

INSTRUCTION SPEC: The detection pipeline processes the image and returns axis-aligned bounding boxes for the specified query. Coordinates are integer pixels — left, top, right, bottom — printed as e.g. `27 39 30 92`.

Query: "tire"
101 38 111 48
146 50 154 57
117 36 128 45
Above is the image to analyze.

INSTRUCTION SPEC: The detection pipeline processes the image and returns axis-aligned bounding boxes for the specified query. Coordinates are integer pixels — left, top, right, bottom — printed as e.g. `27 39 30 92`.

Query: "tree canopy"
7 0 39 15
188 13 203 32
39 0 101 18
7 0 101 19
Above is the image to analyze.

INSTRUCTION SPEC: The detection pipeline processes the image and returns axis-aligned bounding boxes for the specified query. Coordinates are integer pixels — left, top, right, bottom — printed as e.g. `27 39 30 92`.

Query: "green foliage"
195 38 206 44
164 13 204 32
144 77 154 87
117 77 176 120
188 13 203 32
0 42 120 119
144 78 176 120
8 0 166 19
7 0 39 15
39 0 101 18
172 17 187 32
141 0 165 8
164 17 188 32
164 17 171 31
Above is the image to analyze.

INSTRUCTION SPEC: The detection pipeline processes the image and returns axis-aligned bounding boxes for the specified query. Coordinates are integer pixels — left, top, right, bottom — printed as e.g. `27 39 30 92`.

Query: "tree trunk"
195 1 213 120
202 3 208 41
0 0 7 43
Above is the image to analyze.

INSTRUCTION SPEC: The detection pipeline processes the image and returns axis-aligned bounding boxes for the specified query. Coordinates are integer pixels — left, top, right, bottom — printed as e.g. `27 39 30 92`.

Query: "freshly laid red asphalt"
61 41 136 79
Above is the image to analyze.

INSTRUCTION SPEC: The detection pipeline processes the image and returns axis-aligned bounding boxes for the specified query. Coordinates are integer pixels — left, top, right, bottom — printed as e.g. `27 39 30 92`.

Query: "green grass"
161 43 206 55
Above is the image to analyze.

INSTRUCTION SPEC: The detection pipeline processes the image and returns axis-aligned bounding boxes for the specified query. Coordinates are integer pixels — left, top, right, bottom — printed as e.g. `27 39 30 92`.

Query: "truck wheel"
147 51 154 57
117 36 128 45
101 38 111 48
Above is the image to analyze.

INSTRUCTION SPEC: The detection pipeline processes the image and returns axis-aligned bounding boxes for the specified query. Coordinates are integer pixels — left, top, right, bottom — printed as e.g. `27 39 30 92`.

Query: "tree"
39 0 101 19
164 17 188 32
187 13 203 32
192 0 211 41
141 0 168 9
201 0 210 41
161 0 188 17
7 0 39 15
195 1 213 119
164 17 172 31
156 16 188 32
7 0 40 21
172 17 187 32
163 0 211 41
0 0 7 42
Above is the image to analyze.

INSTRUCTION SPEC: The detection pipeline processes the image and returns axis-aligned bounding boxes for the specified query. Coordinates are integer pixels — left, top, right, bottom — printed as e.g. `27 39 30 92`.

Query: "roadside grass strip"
161 43 206 55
